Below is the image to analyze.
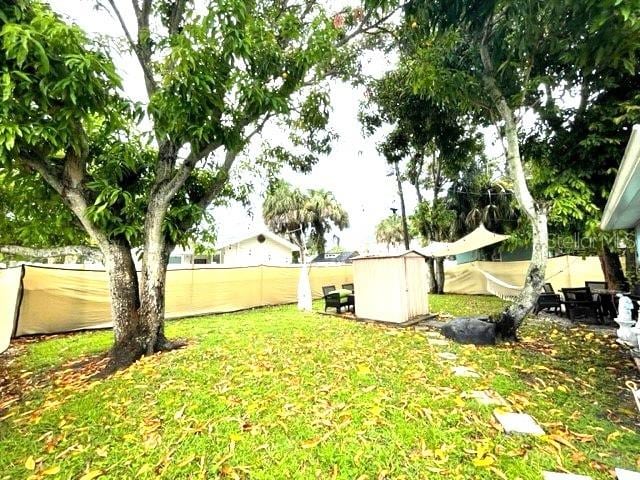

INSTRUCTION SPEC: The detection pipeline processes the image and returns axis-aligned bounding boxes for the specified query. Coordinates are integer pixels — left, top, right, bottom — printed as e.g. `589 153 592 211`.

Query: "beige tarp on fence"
0 255 611 353
0 267 22 353
17 267 112 336
444 255 607 295
2 264 353 349
163 265 352 319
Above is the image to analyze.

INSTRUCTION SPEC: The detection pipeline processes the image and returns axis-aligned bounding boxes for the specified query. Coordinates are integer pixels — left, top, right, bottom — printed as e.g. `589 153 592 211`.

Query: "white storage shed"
352 251 429 324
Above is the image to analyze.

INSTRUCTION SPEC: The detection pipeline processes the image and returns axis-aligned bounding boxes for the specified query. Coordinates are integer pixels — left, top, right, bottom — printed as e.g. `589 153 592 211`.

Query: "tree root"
490 311 519 343
154 334 188 352
102 335 188 374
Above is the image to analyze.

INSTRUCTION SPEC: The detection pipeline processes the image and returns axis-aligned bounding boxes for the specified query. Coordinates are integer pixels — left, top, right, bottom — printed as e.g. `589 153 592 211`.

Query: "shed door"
404 257 429 318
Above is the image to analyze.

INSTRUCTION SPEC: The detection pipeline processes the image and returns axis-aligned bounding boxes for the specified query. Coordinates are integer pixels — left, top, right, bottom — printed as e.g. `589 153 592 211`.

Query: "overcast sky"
45 1 443 251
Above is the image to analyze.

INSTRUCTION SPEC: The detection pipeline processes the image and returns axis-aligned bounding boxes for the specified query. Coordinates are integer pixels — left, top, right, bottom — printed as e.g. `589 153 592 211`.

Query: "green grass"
1 295 639 479
429 293 508 318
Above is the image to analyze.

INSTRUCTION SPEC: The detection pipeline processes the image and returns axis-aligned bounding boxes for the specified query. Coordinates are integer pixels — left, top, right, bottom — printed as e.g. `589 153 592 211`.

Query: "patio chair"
322 285 349 313
534 284 561 314
534 292 562 315
341 283 354 292
585 281 608 291
585 281 617 319
561 287 604 323
342 283 355 312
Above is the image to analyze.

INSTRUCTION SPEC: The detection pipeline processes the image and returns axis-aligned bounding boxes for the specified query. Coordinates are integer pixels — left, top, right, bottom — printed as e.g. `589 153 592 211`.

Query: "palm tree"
375 215 406 251
447 164 518 238
262 181 310 262
306 189 349 255
262 182 350 261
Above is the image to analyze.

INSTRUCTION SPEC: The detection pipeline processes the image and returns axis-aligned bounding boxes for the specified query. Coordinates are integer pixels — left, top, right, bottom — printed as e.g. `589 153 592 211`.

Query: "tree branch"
168 0 187 35
338 3 407 46
244 113 274 144
0 245 103 262
159 109 274 207
131 0 141 18
20 155 64 195
173 149 240 234
19 155 109 250
197 149 239 209
107 0 157 96
479 17 537 222
576 80 590 121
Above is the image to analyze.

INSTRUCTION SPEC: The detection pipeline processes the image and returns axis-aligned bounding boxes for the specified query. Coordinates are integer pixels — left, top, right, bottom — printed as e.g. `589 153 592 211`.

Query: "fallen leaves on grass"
24 456 35 471
78 470 102 480
2 302 639 479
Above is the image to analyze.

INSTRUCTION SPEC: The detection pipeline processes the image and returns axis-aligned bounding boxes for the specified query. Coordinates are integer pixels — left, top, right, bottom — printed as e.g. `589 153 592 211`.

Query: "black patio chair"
342 284 355 312
322 285 349 313
585 281 607 291
534 292 562 315
561 287 604 323
584 281 618 319
534 283 561 314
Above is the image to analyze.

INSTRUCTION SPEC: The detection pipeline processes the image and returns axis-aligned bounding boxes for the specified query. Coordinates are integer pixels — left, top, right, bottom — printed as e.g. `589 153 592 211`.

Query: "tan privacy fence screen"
0 267 22 353
443 255 608 295
0 264 354 352
0 256 610 353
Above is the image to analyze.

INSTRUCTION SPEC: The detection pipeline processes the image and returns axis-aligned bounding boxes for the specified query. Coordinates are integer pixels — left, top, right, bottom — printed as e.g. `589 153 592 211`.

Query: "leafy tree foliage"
262 181 311 261
520 3 640 288
306 189 349 255
0 172 87 258
0 0 396 368
375 214 407 250
395 0 639 333
360 54 483 292
446 161 517 239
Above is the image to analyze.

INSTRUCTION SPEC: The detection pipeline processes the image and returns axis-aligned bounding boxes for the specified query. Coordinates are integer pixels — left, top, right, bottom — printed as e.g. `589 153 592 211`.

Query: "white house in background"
216 231 299 265
167 246 213 266
601 124 640 263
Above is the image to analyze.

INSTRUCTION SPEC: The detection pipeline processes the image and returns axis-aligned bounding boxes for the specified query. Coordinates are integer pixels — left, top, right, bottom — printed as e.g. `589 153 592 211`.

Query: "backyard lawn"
0 295 638 479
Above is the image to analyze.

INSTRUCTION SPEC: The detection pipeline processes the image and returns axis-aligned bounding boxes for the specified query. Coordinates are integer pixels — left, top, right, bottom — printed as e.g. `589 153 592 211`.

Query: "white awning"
422 224 510 257
601 124 640 230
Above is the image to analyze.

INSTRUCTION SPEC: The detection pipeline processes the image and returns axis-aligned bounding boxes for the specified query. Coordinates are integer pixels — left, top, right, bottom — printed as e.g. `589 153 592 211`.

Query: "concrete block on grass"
494 411 544 435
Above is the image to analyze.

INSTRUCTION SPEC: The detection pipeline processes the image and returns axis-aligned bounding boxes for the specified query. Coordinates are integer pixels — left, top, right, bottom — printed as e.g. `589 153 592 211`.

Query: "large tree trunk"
138 197 180 357
427 257 437 294
105 237 179 370
481 41 548 339
103 241 147 370
139 239 174 354
435 256 445 294
498 213 548 339
599 244 627 291
394 161 410 250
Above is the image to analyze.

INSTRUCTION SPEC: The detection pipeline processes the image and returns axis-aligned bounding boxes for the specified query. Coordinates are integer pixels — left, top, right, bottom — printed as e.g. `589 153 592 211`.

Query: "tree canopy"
0 0 398 368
